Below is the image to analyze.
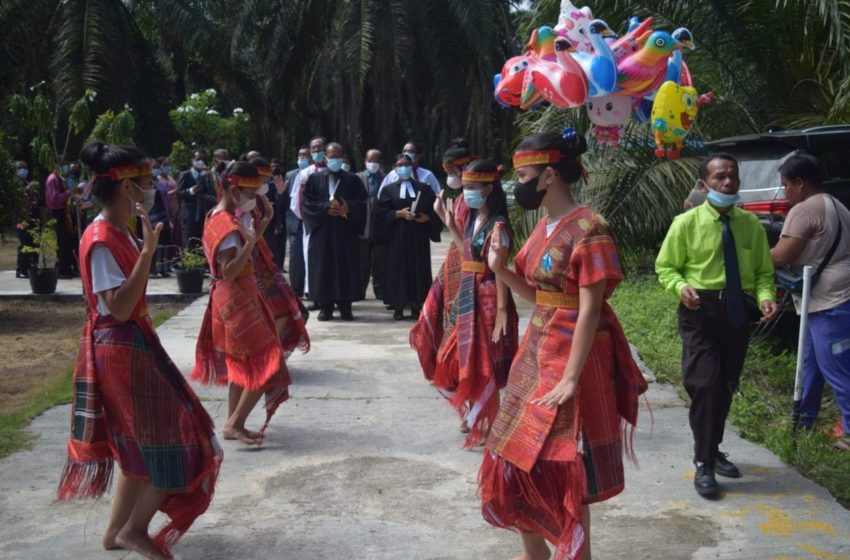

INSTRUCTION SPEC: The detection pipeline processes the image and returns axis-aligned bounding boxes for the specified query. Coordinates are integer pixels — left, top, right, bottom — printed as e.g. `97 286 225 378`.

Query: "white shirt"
289 164 321 219
90 215 138 315
380 166 441 196
214 211 251 262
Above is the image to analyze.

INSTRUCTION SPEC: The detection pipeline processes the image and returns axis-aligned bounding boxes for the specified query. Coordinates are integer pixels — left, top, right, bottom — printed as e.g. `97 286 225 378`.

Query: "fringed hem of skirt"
154 446 223 553
479 451 587 560
224 342 283 391
57 457 114 500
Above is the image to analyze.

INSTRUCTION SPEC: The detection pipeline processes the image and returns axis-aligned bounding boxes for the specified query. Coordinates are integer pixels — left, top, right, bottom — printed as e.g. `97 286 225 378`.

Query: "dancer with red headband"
410 141 478 401
248 157 310 350
192 161 288 446
478 130 647 560
431 159 519 447
59 142 221 560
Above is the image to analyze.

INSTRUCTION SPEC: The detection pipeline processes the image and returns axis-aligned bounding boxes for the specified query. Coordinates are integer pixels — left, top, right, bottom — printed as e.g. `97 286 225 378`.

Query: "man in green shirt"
656 153 778 497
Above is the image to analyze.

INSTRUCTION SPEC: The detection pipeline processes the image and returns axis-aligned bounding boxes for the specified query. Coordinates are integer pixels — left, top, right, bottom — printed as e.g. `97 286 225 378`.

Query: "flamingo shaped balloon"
527 37 588 109
571 19 617 97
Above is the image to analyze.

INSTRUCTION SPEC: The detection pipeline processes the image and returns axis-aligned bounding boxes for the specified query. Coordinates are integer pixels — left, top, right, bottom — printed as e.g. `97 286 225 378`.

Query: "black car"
706 125 850 246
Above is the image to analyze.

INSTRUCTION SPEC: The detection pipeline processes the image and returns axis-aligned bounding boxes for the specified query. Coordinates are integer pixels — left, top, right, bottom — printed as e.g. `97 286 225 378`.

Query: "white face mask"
129 182 155 215
446 175 462 190
236 189 257 212
365 162 380 174
193 160 205 170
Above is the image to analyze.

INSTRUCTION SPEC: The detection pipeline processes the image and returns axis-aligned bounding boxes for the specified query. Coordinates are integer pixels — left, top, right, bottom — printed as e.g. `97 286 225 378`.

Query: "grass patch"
611 273 850 509
0 367 73 459
0 307 182 459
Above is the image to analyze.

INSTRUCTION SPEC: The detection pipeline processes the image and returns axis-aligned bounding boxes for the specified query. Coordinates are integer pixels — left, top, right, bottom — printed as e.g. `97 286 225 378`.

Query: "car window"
734 147 794 201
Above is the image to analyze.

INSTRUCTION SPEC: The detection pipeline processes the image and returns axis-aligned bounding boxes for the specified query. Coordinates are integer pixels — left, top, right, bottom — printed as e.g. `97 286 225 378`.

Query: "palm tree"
0 0 174 157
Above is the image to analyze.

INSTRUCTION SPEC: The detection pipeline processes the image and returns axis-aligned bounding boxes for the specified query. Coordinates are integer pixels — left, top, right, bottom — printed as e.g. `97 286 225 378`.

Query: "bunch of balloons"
494 0 712 159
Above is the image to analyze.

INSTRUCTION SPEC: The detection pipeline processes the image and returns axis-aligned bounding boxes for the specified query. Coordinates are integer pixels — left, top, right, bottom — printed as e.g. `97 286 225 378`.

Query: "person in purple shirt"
15 161 41 278
45 161 82 278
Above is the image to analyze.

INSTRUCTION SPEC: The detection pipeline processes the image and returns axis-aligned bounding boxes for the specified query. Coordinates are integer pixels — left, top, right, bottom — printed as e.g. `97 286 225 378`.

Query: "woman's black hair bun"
561 127 588 158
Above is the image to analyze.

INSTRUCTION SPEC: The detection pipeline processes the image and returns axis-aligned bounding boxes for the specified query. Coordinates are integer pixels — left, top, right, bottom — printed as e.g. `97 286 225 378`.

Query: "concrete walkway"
0 241 849 559
0 269 207 301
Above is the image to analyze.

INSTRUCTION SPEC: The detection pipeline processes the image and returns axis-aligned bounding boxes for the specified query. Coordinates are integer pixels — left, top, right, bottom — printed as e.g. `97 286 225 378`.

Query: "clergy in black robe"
377 174 441 319
301 157 368 321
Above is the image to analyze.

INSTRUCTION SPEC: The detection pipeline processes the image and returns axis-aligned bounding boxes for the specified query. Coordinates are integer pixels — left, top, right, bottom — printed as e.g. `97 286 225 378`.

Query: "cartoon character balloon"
494 55 532 108
650 81 713 159
586 94 632 147
554 1 595 53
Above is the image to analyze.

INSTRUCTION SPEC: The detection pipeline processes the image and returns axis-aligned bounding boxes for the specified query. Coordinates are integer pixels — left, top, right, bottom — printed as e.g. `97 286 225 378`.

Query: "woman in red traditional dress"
247 156 310 355
191 161 287 446
478 130 648 560
430 159 519 447
410 140 478 424
59 142 222 560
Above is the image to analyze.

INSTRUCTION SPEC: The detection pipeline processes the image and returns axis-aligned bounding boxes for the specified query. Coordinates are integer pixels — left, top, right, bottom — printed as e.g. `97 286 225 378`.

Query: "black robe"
301 169 368 303
377 179 441 307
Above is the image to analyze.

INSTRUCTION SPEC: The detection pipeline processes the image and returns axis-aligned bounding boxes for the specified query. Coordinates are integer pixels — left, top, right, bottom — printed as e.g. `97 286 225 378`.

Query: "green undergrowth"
0 308 181 459
610 274 850 509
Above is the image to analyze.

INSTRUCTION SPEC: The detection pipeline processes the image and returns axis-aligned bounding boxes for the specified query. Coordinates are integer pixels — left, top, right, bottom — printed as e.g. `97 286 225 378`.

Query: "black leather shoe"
715 452 741 478
393 308 404 320
317 310 333 321
340 312 354 321
15 271 28 279
694 464 719 496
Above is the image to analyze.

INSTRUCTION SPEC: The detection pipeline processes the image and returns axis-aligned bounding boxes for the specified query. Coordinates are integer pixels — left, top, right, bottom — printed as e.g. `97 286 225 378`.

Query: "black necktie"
720 214 747 328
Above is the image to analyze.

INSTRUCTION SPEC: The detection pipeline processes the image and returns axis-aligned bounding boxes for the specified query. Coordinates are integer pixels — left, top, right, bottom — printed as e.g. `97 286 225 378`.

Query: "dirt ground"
0 300 185 415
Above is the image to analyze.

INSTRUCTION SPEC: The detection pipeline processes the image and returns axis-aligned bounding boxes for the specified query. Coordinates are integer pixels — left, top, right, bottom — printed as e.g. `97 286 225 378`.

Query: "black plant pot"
29 267 59 294
176 268 204 294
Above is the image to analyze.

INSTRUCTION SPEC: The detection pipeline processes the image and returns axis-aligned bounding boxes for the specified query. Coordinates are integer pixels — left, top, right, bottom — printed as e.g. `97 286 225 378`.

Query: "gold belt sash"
461 261 486 274
239 263 255 276
536 290 579 309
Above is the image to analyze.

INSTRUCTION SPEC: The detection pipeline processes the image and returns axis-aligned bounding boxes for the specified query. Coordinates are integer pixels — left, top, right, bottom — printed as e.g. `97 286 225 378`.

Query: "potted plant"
20 218 59 294
173 243 207 294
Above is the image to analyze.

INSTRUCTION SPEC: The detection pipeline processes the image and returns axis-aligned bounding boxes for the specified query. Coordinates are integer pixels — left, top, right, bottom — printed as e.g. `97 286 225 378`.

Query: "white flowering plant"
168 90 250 165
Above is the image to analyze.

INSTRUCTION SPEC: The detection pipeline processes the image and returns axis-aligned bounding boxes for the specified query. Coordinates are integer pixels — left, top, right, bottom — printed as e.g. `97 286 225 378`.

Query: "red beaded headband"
94 163 153 182
224 174 265 188
511 150 563 168
461 171 499 183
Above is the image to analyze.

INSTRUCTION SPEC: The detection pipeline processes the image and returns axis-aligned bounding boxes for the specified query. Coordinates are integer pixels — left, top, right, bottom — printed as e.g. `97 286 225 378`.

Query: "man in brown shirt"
771 154 850 450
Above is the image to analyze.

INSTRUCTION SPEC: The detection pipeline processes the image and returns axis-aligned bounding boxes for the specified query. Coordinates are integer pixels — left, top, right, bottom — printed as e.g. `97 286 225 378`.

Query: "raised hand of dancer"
487 222 509 272
137 202 163 256
238 217 258 247
256 196 274 236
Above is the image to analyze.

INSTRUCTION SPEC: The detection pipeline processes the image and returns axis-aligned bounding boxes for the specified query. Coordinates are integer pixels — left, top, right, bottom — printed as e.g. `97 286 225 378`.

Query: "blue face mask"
397 165 413 180
152 168 162 177
707 188 741 208
162 165 172 175
61 164 70 174
311 152 325 164
463 189 486 209
16 168 28 179
297 157 310 170
326 158 343 173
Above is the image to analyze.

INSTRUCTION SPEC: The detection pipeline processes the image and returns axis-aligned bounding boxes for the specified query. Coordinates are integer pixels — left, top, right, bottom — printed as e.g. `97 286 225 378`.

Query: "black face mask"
514 176 546 210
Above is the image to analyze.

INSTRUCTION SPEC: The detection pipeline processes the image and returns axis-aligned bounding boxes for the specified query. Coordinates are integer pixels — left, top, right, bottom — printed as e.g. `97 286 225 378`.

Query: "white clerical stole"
399 181 415 199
